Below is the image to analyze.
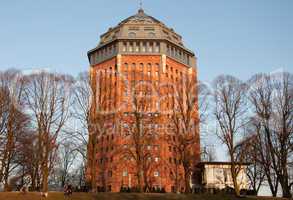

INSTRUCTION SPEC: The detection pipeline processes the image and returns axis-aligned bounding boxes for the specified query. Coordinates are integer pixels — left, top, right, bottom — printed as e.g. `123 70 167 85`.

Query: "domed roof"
98 9 185 47
88 9 196 67
118 8 163 25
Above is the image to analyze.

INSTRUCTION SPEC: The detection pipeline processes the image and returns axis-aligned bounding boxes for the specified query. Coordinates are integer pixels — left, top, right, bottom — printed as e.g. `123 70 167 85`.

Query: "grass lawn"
0 192 283 200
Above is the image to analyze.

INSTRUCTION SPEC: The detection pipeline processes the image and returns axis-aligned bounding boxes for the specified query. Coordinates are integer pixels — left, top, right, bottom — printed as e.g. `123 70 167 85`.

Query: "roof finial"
138 0 144 14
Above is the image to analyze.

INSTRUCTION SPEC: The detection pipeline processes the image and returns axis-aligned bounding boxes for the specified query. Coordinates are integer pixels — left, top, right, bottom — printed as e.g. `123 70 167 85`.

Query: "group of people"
64 184 73 196
18 184 73 197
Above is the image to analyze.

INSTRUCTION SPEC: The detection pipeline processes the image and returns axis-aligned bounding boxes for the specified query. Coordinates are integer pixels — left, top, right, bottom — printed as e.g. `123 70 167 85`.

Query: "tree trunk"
282 185 291 198
90 135 97 193
183 166 190 193
143 169 149 192
42 132 49 194
3 157 11 191
42 161 49 193
90 159 97 192
3 114 14 192
231 164 240 196
280 176 292 198
31 173 36 191
175 164 179 193
136 163 142 192
4 169 10 192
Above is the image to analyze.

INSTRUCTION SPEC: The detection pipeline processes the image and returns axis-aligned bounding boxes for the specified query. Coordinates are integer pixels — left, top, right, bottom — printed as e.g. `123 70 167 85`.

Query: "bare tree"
61 72 91 190
248 74 279 196
87 68 113 192
23 72 73 195
271 72 293 198
121 83 158 192
15 130 38 189
0 86 10 186
238 129 265 195
198 82 215 163
70 72 91 160
246 72 293 198
58 142 77 187
0 70 30 191
213 75 248 196
201 145 217 162
169 72 200 193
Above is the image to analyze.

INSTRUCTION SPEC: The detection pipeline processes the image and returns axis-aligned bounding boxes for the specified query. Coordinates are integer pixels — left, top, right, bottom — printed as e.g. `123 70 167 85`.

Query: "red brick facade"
86 9 200 193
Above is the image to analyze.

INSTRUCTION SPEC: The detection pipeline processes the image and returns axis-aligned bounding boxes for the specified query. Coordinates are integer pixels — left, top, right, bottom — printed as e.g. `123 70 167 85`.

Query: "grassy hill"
0 192 283 200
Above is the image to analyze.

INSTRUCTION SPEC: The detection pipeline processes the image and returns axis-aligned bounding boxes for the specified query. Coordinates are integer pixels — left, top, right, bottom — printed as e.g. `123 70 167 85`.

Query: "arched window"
135 42 140 52
124 63 128 71
132 63 136 70
154 42 160 53
122 42 127 52
147 63 152 70
128 32 136 38
148 32 156 38
139 63 144 71
148 42 153 52
129 42 133 52
155 63 159 70
141 42 146 52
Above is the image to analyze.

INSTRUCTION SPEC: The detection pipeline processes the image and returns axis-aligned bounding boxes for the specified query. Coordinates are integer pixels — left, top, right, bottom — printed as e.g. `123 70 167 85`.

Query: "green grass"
0 192 283 200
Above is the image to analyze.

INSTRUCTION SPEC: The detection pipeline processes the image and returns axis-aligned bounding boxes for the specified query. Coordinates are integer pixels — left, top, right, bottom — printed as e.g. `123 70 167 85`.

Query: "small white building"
198 162 249 190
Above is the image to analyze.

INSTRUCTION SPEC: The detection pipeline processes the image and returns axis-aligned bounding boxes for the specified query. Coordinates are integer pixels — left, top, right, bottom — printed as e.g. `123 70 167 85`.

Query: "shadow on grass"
0 192 281 200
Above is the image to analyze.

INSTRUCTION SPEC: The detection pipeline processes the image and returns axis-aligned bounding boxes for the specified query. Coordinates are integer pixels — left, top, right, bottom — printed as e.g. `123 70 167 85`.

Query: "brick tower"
87 9 200 192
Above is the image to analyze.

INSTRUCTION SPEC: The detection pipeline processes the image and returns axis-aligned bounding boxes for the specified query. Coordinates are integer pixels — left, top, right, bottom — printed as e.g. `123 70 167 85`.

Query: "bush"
221 186 235 195
244 189 257 196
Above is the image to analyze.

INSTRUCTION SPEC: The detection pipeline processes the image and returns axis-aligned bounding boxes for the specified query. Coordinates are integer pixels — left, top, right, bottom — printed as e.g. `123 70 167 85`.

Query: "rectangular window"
142 42 146 52
154 171 160 177
154 145 159 150
123 171 128 177
135 43 140 52
139 63 144 70
123 43 127 52
108 171 112 177
154 43 160 53
131 80 135 88
129 42 133 52
124 73 128 79
148 42 153 52
124 63 128 70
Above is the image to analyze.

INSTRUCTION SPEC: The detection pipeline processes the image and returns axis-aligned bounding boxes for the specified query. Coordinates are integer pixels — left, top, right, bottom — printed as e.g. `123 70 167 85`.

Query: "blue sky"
0 0 292 158
0 1 291 194
0 0 292 82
